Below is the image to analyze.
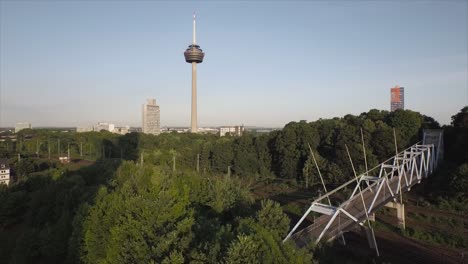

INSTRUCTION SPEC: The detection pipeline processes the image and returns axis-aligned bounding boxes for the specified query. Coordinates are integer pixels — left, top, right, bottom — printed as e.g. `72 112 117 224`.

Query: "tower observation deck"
184 13 205 133
184 44 204 63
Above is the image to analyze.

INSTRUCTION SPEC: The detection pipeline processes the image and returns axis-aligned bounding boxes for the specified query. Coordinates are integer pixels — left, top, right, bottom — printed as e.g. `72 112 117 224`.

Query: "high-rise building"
142 98 160 135
184 13 205 133
15 122 31 133
390 85 404 112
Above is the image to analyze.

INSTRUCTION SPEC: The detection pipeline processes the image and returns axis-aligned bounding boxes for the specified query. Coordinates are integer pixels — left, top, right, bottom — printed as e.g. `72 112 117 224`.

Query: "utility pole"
360 128 369 175
80 142 83 157
58 139 60 156
67 143 70 160
17 153 22 180
36 139 39 158
172 154 176 172
227 165 231 177
196 154 200 173
140 150 144 166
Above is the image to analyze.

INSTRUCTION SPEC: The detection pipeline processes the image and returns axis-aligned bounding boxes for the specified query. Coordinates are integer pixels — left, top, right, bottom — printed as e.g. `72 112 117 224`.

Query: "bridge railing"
284 141 440 244
308 142 423 208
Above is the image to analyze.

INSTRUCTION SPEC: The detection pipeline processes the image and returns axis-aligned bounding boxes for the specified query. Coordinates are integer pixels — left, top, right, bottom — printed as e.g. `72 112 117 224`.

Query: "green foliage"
0 108 449 263
72 162 307 264
196 175 253 214
389 109 423 146
226 234 260 264
211 138 234 173
233 134 259 176
234 217 314 264
449 163 468 195
256 199 290 237
80 179 195 264
402 226 468 248
451 106 468 127
0 187 27 227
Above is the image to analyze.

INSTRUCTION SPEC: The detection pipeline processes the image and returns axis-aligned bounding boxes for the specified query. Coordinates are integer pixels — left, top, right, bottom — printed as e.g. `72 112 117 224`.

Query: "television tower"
184 13 205 133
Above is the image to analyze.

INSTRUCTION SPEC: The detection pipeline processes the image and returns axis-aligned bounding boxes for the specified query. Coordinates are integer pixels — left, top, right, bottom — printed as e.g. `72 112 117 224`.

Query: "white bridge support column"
385 201 405 230
368 213 375 222
363 226 378 250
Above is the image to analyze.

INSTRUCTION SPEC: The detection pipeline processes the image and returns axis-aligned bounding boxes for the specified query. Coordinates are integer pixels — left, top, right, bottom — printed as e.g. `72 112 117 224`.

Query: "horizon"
0 106 461 129
1 1 467 127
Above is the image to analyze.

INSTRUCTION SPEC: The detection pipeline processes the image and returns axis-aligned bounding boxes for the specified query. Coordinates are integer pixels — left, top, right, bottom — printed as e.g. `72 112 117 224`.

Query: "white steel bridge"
284 130 444 254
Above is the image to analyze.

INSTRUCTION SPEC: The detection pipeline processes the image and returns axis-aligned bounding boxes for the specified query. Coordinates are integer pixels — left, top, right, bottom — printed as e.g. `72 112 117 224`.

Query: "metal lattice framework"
284 131 443 248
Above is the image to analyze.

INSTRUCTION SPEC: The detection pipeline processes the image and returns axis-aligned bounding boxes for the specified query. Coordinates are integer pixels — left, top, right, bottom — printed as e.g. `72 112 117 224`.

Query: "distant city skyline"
1 1 467 127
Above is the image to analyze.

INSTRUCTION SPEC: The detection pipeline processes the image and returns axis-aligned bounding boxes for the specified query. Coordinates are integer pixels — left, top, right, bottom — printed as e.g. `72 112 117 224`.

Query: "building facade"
94 122 115 132
390 86 405 112
77 124 129 134
142 99 160 135
0 159 10 185
219 126 244 137
77 126 94 133
15 122 31 133
114 126 130 135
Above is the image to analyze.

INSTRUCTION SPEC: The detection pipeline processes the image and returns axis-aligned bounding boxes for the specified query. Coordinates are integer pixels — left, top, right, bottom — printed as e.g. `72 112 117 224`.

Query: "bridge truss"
284 130 443 253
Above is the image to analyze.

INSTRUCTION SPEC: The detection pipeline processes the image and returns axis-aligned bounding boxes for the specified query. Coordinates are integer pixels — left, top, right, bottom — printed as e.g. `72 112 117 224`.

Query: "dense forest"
0 107 466 263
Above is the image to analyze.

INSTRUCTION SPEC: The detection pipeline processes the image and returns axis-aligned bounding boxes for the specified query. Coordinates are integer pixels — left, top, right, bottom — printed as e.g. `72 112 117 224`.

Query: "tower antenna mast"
193 12 196 45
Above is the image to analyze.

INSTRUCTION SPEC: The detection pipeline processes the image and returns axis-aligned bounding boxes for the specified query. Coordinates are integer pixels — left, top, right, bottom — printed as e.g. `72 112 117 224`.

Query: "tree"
451 106 468 128
274 123 298 179
364 109 389 122
211 139 234 173
372 121 399 161
81 174 195 264
118 132 141 161
253 134 273 177
225 235 260 264
449 163 468 195
389 110 423 147
302 152 321 189
256 200 290 237
274 121 319 180
233 134 258 176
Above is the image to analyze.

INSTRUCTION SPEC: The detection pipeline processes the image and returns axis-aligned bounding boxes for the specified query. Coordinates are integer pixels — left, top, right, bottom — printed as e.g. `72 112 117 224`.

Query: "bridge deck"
291 171 420 247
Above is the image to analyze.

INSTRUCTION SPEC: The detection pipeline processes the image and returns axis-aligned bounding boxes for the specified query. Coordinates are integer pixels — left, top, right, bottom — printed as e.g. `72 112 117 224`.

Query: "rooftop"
0 158 9 169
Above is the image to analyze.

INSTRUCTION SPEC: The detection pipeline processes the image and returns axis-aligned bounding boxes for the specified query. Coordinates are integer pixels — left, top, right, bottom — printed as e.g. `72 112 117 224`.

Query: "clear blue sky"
1 1 467 127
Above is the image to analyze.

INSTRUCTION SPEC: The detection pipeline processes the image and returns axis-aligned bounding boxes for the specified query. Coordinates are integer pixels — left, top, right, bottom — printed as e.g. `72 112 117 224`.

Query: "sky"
1 1 467 128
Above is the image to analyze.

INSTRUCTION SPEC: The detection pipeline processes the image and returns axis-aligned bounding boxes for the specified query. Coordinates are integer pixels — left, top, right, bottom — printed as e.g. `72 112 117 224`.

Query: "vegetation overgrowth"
0 107 466 263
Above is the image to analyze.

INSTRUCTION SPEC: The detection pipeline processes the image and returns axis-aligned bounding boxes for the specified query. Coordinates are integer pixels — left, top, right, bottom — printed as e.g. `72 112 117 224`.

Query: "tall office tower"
184 13 205 133
142 99 160 135
390 85 405 112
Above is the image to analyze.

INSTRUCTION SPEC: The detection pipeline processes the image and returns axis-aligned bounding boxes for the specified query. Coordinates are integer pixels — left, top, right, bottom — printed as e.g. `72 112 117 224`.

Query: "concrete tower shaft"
184 13 204 133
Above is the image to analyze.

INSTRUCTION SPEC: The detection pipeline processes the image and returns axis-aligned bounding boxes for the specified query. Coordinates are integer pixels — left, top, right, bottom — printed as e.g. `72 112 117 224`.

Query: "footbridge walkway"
283 130 444 253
